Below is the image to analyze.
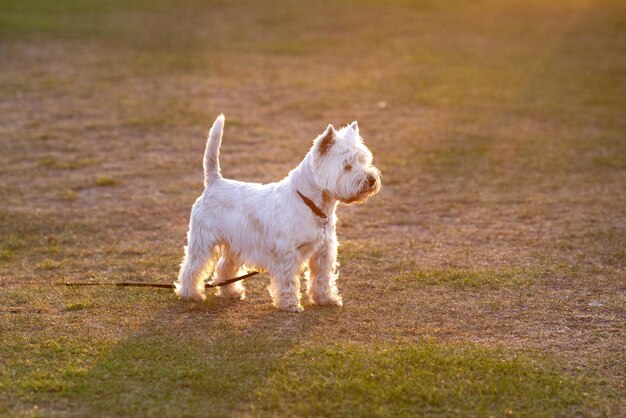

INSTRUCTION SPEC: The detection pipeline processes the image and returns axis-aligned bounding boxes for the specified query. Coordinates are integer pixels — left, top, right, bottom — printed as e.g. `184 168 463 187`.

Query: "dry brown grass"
1 0 625 415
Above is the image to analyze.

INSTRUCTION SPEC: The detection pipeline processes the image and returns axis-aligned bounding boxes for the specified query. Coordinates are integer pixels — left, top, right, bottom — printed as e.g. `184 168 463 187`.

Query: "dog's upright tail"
203 114 225 186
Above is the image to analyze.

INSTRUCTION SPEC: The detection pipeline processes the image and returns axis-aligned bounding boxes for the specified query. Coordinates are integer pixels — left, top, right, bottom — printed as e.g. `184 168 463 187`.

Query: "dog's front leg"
268 256 303 313
307 231 343 307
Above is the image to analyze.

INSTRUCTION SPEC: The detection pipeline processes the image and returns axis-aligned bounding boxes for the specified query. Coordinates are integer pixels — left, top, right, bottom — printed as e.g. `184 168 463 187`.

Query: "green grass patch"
0 248 17 261
395 267 541 288
0 235 23 261
340 241 387 263
0 211 100 269
35 259 61 271
256 342 595 417
64 302 93 311
0 327 291 416
95 176 118 187
1 336 107 401
411 130 494 177
0 0 224 39
0 325 607 417
594 154 626 169
58 189 78 201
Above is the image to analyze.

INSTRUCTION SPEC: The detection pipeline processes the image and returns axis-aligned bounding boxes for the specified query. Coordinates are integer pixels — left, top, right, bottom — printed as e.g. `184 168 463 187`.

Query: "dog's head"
310 121 381 204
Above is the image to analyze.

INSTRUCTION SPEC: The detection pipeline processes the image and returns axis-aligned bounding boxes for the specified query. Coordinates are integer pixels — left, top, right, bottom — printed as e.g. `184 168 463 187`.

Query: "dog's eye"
344 163 352 171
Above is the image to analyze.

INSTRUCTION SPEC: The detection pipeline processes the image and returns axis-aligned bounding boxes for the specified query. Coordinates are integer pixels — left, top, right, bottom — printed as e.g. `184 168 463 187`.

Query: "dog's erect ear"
317 124 336 156
350 121 359 133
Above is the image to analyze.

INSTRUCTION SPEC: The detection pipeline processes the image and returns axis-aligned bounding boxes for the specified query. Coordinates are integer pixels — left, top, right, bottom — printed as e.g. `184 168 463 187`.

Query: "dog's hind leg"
175 219 217 301
213 247 246 300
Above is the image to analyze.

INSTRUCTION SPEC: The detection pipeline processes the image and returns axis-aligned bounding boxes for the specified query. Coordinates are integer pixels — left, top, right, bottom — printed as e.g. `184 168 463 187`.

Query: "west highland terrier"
174 114 381 312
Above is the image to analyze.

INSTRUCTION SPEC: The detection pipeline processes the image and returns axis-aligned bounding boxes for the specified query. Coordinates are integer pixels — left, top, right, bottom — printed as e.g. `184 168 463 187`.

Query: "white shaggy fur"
175 114 381 312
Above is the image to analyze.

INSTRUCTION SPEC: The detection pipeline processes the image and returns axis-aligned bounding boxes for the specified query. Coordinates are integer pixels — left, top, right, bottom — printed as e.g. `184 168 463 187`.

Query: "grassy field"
1 0 625 416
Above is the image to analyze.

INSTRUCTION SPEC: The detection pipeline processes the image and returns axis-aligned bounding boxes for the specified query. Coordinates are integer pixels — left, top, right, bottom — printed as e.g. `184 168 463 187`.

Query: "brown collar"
297 190 328 224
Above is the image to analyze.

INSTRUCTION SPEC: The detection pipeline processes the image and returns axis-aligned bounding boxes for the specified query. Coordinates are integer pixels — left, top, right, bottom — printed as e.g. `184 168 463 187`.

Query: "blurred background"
0 0 624 416
2 0 624 275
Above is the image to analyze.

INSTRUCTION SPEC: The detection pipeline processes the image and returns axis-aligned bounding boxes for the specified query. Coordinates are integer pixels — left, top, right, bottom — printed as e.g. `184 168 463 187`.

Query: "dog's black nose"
367 173 376 188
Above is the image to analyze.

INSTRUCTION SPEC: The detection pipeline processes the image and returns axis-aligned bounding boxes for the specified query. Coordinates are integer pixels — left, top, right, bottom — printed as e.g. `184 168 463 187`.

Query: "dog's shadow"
64 280 339 414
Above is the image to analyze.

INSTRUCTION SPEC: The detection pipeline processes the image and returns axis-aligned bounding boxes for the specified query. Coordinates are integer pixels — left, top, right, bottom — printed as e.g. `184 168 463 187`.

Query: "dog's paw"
277 303 304 313
285 304 304 313
216 285 246 300
174 284 206 301
311 292 343 307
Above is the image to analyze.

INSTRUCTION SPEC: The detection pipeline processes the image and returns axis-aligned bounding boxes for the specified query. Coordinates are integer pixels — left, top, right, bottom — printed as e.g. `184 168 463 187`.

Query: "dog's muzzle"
367 173 377 189
365 169 381 195
352 170 381 201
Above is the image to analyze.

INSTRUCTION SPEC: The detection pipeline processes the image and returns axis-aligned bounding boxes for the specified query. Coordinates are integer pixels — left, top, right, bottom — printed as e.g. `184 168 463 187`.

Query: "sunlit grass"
0 285 614 416
256 342 595 417
1 0 624 416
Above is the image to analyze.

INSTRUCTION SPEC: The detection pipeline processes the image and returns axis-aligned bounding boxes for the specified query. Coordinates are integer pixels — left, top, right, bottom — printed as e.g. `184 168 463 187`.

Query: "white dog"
174 115 381 312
